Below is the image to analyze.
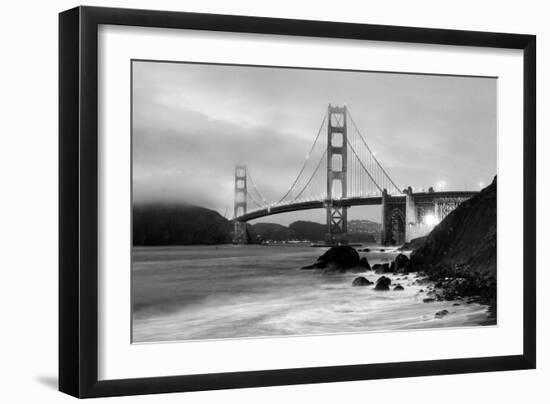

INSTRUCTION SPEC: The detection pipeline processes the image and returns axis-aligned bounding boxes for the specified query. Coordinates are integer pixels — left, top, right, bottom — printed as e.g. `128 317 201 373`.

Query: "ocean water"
132 244 494 343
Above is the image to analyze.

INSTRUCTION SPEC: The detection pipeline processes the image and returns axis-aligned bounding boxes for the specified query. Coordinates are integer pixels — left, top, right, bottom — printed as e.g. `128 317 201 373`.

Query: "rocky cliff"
410 176 497 301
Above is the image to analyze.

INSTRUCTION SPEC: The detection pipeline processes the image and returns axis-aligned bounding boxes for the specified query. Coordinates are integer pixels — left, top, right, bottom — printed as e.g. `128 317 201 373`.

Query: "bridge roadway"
233 190 478 222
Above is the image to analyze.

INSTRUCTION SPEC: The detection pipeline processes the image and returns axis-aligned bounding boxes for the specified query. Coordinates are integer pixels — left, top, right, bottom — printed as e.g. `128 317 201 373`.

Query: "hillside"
249 223 297 241
289 221 326 242
410 176 497 300
249 219 381 242
133 204 232 245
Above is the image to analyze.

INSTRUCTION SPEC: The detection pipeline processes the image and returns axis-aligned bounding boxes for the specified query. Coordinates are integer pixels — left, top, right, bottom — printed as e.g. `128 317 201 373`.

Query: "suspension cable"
277 111 328 204
247 170 267 204
246 190 264 208
347 109 402 194
293 150 327 201
346 137 384 194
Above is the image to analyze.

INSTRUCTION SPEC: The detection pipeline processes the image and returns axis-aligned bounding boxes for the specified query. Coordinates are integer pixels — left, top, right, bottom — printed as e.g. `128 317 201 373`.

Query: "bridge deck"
233 191 478 222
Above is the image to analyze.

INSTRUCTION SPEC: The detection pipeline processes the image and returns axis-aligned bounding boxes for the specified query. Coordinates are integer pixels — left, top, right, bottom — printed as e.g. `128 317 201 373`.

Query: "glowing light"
436 180 447 190
305 154 310 159
423 214 440 226
478 181 484 188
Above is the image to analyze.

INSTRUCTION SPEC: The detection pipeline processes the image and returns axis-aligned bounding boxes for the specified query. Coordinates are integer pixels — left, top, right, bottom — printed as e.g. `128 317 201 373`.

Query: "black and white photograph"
131 60 497 343
0 0 544 401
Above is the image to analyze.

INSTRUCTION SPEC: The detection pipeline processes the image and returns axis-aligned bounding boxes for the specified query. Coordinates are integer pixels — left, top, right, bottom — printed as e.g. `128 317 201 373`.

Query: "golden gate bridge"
232 105 477 245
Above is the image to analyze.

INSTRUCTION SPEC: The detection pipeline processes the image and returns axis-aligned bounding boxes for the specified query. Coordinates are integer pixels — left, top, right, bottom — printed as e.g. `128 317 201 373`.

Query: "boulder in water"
374 263 391 273
359 256 371 270
435 309 450 318
352 276 373 286
394 284 404 291
301 246 360 272
374 276 391 291
423 297 435 303
393 253 411 273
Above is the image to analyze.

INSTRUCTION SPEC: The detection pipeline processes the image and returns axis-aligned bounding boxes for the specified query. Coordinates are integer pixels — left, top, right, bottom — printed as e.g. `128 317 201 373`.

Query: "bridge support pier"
380 189 388 245
404 187 417 242
325 204 348 245
381 188 407 246
231 221 248 244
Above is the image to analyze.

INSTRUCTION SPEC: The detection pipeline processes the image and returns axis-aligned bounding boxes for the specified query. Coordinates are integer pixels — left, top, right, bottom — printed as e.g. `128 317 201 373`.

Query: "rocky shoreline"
301 245 495 323
300 177 497 324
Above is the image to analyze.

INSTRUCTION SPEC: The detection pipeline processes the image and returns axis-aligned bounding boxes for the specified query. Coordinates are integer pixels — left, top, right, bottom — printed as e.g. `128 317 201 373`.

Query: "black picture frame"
59 5 536 398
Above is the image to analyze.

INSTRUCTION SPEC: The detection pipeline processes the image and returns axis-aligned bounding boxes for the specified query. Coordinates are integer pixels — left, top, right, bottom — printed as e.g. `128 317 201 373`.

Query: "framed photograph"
59 6 536 398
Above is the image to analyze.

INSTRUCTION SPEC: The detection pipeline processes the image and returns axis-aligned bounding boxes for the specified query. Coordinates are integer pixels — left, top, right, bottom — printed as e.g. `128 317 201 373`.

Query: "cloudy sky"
132 60 496 224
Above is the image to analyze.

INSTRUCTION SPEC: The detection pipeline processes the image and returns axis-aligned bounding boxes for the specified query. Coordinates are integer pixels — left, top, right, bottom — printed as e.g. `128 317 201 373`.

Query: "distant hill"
348 219 381 233
250 219 381 243
249 222 297 241
289 221 326 242
133 203 232 245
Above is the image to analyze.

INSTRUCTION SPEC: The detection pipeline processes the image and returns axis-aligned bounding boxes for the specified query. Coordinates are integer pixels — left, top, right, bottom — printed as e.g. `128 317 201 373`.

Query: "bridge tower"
325 105 348 245
232 165 248 244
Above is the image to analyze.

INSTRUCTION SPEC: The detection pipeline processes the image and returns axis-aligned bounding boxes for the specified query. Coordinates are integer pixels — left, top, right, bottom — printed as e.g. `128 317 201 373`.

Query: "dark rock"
352 276 373 286
302 246 361 272
379 249 386 252
374 263 391 274
452 303 461 306
393 253 411 273
423 298 435 303
419 289 424 293
394 284 404 291
415 277 431 285
360 248 371 252
359 256 371 270
374 276 391 291
435 309 450 318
